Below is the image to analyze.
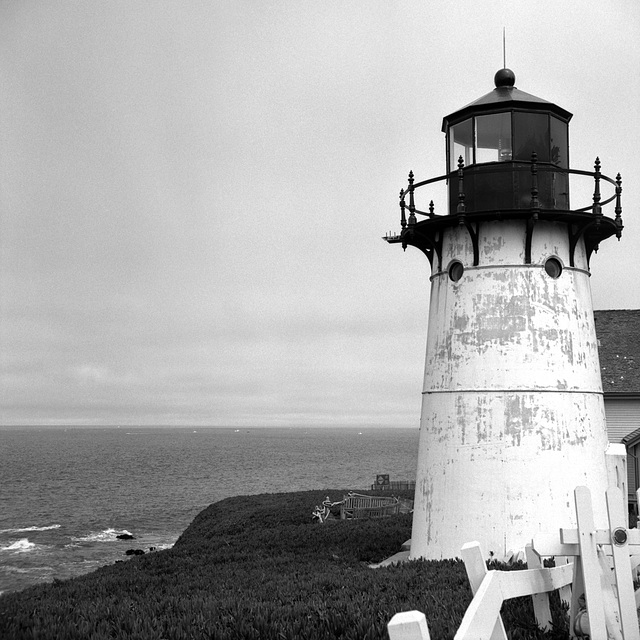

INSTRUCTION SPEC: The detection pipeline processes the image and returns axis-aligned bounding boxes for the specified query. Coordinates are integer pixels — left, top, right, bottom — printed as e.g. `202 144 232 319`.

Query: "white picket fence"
389 472 640 638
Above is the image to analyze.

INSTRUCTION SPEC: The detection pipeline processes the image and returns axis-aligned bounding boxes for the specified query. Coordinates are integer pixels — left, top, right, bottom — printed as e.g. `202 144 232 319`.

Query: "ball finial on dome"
494 68 516 88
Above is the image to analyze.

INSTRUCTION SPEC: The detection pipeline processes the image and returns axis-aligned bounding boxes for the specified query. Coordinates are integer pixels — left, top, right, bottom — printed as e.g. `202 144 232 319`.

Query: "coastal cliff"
0 489 561 639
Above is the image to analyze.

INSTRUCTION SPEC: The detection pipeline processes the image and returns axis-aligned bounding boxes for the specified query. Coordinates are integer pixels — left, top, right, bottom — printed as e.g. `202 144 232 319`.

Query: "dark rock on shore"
117 534 135 540
125 549 145 556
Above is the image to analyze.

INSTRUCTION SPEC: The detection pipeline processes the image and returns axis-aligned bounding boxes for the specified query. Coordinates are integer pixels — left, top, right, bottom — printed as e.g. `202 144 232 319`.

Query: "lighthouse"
387 69 624 560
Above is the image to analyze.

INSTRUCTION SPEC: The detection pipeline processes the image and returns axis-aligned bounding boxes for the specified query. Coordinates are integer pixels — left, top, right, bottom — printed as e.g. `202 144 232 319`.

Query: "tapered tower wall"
410 219 610 559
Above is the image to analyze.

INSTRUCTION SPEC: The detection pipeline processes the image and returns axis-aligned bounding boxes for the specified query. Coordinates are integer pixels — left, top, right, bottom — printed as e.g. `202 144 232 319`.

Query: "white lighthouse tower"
387 69 624 560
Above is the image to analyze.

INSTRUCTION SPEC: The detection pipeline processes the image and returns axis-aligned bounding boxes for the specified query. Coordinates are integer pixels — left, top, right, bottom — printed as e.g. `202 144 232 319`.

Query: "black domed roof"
494 68 516 87
441 70 572 131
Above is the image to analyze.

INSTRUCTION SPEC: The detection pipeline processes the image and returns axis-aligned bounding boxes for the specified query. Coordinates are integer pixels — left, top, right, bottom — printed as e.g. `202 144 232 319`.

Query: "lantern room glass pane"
449 118 473 171
550 116 568 168
475 113 512 164
513 112 550 162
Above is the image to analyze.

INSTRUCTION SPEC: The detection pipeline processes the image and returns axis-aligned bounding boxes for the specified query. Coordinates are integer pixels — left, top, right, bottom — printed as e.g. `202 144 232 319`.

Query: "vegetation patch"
0 489 568 639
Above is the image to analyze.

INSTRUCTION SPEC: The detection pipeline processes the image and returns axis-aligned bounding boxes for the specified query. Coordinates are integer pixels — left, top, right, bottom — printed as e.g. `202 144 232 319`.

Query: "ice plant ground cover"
0 490 568 639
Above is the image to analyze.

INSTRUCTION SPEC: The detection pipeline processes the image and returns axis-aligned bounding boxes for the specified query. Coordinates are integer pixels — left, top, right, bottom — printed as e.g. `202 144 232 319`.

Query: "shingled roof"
594 309 640 395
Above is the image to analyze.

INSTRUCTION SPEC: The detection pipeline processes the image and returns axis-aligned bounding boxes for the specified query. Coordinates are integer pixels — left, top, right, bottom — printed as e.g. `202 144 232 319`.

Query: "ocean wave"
71 528 133 543
1 538 37 553
0 524 61 534
1 564 44 574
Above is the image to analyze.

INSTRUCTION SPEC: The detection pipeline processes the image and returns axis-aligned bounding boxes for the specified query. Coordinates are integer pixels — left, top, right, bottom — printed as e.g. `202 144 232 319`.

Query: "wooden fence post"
388 611 430 640
525 544 552 631
530 533 575 607
606 486 640 640
570 486 608 639
459 542 508 640
606 443 628 523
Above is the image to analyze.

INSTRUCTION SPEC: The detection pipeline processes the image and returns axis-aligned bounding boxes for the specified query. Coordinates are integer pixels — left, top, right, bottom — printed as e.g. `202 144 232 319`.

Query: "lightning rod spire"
503 27 506 68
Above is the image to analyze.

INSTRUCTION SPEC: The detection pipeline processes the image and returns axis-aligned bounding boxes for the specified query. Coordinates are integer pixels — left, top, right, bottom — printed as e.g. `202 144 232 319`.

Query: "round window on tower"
448 261 464 282
544 257 563 279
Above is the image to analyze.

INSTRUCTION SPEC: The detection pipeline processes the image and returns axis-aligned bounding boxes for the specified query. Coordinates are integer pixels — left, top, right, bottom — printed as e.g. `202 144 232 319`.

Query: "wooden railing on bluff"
340 493 400 520
370 481 415 492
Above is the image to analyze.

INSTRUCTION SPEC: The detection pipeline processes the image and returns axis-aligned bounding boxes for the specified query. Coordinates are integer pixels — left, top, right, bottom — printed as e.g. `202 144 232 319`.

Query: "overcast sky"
1 1 638 427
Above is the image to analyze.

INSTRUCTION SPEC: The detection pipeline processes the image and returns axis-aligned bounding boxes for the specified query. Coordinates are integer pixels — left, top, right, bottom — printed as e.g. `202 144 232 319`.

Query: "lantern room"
386 69 623 269
443 68 571 212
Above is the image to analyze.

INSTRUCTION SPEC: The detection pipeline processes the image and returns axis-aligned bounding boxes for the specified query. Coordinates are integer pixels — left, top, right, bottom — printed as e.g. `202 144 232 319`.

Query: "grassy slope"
0 490 567 639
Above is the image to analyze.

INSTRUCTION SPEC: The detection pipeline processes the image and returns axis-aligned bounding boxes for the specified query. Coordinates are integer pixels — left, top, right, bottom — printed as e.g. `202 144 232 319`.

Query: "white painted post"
605 487 640 640
530 534 574 606
596 547 624 640
459 542 508 640
387 611 430 640
572 486 608 639
556 556 574 609
606 443 628 524
524 544 552 631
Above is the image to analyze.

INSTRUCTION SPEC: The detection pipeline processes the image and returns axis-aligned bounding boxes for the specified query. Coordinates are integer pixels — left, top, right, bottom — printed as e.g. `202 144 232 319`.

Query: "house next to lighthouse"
386 69 624 560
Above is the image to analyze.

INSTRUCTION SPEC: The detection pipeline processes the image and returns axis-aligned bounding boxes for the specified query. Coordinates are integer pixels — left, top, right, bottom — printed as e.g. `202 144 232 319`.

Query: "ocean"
0 426 418 595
